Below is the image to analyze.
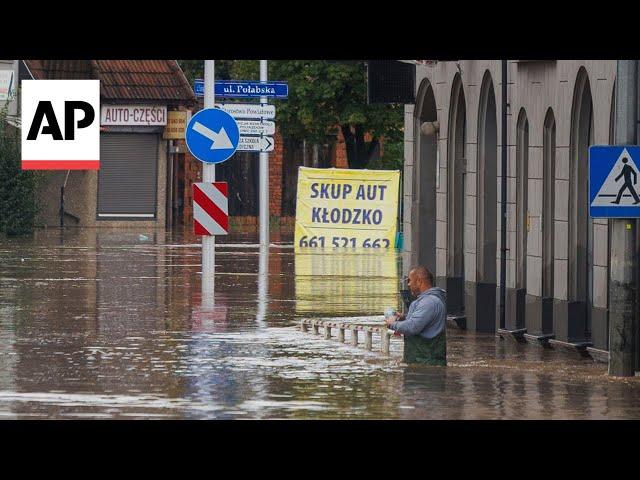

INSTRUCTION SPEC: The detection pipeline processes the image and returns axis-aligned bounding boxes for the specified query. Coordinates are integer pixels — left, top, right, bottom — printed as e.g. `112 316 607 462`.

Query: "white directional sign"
237 136 274 152
237 119 275 136
216 103 276 119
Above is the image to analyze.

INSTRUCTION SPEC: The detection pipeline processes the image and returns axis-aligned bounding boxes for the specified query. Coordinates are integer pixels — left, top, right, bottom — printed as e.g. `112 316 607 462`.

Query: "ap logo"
21 80 100 170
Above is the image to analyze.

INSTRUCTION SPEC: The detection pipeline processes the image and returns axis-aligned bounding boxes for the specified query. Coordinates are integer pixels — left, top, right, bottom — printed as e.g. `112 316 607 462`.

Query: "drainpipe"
60 170 70 229
500 60 508 330
167 139 174 230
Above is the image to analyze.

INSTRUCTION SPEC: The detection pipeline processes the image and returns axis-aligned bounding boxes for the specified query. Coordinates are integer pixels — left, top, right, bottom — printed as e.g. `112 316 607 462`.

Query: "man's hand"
385 312 405 327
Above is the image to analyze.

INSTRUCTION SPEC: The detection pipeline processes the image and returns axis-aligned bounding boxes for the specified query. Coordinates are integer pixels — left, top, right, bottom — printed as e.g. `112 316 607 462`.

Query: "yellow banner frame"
294 167 400 250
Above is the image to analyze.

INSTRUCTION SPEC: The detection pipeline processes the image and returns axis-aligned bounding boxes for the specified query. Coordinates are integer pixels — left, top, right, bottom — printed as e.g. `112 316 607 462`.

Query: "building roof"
23 60 195 105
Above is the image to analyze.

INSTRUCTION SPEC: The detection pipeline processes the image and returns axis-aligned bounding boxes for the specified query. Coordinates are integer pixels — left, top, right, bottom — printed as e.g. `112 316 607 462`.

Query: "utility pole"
202 60 215 305
259 60 269 247
609 59 637 376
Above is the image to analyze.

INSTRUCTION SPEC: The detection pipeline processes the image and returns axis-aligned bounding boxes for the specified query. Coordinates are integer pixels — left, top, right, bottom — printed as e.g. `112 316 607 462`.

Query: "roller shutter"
97 133 158 219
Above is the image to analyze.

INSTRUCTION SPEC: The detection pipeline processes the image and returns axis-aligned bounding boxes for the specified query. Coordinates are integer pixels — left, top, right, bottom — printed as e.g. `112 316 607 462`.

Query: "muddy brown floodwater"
0 229 639 419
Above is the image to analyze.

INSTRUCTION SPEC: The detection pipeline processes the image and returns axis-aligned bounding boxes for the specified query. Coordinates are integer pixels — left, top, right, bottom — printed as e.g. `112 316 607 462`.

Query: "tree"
177 60 404 169
177 60 236 85
0 109 41 235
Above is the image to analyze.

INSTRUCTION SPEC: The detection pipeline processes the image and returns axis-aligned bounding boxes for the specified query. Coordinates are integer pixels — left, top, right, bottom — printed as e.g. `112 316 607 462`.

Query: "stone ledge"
586 347 609 364
498 328 527 343
523 333 555 347
447 315 466 329
548 339 593 357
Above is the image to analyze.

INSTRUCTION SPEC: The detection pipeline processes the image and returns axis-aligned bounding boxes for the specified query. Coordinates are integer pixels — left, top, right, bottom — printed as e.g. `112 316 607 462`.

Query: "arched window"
476 71 497 286
568 67 594 341
446 74 466 314
516 108 529 291
473 70 498 332
542 108 556 303
413 79 438 272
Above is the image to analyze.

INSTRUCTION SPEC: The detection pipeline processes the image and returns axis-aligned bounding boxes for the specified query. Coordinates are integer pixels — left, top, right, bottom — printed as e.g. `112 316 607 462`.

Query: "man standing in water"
385 266 447 366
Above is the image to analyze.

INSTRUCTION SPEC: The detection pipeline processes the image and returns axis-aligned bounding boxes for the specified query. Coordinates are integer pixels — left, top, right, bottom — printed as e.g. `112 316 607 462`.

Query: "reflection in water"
294 248 400 316
0 229 639 419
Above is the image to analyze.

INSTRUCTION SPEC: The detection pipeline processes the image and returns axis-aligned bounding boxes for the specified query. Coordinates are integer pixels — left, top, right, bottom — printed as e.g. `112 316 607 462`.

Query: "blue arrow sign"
590 145 640 217
185 108 240 164
194 80 288 99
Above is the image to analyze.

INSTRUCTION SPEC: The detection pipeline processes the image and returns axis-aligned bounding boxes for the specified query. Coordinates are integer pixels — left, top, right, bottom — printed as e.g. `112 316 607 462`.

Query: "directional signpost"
194 71 287 248
237 120 275 136
215 103 276 119
237 136 274 152
215 104 276 153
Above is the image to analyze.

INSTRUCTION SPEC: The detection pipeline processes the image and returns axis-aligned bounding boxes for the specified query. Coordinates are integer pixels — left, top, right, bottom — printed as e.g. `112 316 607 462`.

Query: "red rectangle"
22 160 100 170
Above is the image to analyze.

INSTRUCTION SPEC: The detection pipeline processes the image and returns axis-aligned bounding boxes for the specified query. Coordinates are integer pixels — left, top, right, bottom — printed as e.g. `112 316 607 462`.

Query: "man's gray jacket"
389 287 446 339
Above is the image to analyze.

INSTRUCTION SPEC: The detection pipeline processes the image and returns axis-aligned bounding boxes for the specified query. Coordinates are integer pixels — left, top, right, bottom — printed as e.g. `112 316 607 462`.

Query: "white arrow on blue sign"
185 108 240 164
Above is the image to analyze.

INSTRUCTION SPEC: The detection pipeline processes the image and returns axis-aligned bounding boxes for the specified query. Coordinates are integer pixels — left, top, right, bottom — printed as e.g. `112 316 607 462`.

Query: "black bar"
60 185 64 229
500 60 508 330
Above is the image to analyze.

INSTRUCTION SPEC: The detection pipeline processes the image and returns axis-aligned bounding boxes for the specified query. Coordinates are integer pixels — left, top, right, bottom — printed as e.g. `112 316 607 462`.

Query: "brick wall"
270 130 284 217
181 140 202 228
334 128 349 168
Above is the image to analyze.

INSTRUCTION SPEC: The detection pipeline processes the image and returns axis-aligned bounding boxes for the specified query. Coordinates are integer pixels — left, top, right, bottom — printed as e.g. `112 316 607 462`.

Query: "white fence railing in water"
299 319 393 354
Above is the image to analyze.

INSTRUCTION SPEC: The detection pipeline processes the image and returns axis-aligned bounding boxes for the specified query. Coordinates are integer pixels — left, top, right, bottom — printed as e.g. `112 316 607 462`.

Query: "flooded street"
1 229 639 419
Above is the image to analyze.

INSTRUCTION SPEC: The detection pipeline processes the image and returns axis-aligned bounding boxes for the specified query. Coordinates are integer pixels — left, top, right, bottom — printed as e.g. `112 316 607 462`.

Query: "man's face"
407 270 422 296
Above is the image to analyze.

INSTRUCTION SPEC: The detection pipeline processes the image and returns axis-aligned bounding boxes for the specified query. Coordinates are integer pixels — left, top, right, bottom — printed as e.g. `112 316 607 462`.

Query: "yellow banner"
294 167 400 250
163 110 187 139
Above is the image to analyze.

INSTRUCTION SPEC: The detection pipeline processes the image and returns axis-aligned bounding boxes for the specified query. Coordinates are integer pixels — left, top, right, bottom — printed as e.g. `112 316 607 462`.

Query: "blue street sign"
193 79 288 99
590 145 640 217
185 108 240 164
194 80 204 97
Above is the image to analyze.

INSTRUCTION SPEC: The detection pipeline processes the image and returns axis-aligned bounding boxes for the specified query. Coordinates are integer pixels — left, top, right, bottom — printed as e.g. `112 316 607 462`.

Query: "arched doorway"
541 108 556 334
473 71 497 332
566 67 594 343
509 108 529 330
446 74 466 314
413 80 438 273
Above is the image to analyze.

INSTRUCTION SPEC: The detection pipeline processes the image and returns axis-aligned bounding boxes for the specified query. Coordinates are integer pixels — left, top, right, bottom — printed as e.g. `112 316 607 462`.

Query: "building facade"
403 60 617 352
21 60 196 229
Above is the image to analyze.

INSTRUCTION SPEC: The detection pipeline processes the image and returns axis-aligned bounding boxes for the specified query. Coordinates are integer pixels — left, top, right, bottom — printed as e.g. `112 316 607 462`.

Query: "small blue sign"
193 80 288 99
194 80 205 97
185 108 240 164
590 145 640 218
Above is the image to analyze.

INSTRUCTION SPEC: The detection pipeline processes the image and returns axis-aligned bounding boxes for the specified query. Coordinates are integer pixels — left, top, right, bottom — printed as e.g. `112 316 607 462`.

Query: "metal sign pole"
202 60 216 306
259 60 269 247
609 59 638 376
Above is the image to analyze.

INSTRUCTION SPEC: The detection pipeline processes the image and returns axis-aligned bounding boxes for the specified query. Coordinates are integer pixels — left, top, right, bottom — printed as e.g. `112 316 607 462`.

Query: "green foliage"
176 60 405 169
0 109 41 235
177 60 239 85
367 140 404 171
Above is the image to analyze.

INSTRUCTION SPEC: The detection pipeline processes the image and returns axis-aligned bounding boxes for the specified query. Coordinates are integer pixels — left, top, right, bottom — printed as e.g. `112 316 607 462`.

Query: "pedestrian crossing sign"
590 146 640 218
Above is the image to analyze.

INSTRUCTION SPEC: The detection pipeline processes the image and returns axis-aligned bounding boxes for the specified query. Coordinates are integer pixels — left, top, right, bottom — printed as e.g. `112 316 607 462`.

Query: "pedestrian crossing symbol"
590 146 640 218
